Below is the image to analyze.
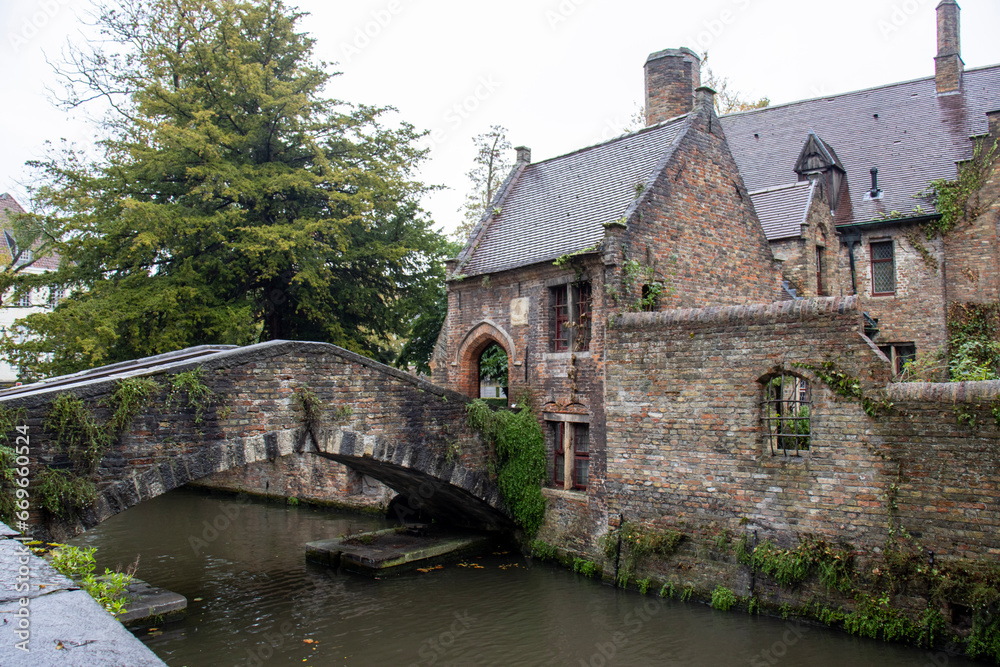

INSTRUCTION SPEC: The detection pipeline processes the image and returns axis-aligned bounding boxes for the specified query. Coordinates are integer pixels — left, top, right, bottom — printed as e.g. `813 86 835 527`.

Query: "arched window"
478 343 508 402
761 373 811 456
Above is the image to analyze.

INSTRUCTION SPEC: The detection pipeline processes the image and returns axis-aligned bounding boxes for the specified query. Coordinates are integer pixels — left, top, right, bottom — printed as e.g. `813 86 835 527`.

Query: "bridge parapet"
1 340 507 539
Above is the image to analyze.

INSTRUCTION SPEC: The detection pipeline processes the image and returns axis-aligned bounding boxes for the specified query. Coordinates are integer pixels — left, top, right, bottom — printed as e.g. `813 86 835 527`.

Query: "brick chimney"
644 48 701 126
935 0 963 95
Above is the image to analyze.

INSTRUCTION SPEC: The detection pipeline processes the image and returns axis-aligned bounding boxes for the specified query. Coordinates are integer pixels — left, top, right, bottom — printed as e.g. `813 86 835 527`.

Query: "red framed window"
552 285 569 352
552 422 589 490
871 241 895 296
550 282 591 352
575 282 591 351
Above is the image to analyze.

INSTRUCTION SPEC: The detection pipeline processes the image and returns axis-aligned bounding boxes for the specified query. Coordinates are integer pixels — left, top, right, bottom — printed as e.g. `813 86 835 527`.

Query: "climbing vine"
920 137 999 239
166 368 216 424
903 229 938 273
792 361 893 418
945 302 1000 382
598 520 685 588
466 396 547 537
293 385 324 434
605 258 671 314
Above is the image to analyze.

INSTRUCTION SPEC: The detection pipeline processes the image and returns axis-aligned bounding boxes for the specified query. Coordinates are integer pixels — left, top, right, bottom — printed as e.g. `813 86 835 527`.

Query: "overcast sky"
2 0 999 237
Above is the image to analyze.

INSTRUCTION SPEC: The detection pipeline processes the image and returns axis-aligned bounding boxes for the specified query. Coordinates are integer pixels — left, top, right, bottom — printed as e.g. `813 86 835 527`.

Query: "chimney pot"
515 146 531 164
695 86 717 113
644 47 701 126
935 0 963 95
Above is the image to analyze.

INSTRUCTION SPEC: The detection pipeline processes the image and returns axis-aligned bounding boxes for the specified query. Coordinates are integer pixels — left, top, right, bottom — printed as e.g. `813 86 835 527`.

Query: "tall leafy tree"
3 0 450 378
453 125 512 242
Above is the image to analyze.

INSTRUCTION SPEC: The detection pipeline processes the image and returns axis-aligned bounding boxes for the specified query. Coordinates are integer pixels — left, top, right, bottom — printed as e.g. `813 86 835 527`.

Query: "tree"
453 125 512 242
701 52 770 114
3 0 450 378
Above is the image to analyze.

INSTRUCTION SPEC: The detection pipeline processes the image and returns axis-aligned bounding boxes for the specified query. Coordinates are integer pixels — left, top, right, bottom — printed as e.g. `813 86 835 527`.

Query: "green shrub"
36 468 96 518
711 585 737 611
51 545 134 615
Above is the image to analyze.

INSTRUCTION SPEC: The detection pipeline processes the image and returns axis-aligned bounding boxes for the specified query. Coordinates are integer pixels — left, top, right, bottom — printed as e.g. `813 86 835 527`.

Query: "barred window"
871 241 895 296
762 373 811 456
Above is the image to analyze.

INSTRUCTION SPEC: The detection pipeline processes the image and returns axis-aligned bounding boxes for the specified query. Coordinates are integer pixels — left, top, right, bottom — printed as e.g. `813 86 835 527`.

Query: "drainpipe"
613 513 624 585
842 233 861 295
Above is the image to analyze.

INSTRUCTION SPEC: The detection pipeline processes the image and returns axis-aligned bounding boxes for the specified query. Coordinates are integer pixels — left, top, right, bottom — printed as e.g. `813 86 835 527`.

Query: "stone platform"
306 526 494 576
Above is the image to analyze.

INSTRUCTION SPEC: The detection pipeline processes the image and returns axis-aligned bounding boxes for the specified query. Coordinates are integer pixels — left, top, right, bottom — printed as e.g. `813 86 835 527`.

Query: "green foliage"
748 538 855 592
747 596 761 615
659 582 676 599
529 540 556 561
605 258 672 313
3 0 448 379
637 577 653 594
466 399 547 536
599 521 685 588
921 138 998 238
0 405 26 525
167 368 215 424
478 343 509 387
107 377 161 433
680 586 694 602
573 558 600 578
44 393 109 472
711 585 737 611
793 361 893 418
946 303 1000 382
294 385 323 432
843 592 913 643
35 468 96 519
916 607 947 650
50 545 135 615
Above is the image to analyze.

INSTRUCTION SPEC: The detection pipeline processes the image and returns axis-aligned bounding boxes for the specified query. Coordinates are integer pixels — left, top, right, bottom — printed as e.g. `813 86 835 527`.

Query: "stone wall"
5 340 497 539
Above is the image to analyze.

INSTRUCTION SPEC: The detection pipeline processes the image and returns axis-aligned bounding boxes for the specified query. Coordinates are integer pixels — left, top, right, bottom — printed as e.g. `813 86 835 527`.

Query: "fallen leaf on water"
55 641 64 650
303 639 315 644
193 597 203 602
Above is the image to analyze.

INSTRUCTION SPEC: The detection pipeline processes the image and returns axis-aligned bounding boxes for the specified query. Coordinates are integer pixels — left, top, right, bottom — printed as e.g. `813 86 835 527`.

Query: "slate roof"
721 65 1000 227
459 115 691 277
749 181 815 241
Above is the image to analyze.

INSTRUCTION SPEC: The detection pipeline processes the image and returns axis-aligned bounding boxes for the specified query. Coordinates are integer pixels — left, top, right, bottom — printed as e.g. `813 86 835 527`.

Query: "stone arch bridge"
0 341 508 540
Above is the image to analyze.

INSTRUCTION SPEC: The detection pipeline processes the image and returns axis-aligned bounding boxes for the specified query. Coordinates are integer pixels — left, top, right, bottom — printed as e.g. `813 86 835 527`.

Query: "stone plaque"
510 297 529 326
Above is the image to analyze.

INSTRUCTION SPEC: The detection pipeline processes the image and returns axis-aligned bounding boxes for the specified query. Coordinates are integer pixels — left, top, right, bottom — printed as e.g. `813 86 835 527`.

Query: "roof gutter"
836 213 941 232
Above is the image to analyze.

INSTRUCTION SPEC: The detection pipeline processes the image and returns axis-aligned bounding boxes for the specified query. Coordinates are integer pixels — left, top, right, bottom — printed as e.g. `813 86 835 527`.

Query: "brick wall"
840 225 949 356
6 341 494 539
537 295 1000 565
627 103 784 309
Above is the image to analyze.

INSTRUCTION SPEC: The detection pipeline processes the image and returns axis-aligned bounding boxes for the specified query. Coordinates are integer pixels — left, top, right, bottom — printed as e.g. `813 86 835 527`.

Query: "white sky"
2 0 999 237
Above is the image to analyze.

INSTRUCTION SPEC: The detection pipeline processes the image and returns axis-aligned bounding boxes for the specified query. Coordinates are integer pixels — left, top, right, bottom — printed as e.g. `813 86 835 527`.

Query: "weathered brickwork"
535 296 1000 605
192 454 392 510
5 341 504 539
627 98 784 309
770 186 842 299
840 225 949 356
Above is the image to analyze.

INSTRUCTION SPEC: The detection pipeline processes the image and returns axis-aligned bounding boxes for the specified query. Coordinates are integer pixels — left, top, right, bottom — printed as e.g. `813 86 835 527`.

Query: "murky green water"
70 488 977 666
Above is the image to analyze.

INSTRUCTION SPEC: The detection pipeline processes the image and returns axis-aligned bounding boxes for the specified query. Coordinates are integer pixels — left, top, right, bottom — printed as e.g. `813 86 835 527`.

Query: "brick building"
433 0 1000 497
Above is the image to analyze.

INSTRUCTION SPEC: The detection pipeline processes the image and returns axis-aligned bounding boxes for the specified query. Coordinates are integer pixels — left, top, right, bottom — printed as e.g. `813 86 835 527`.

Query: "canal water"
70 487 976 666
